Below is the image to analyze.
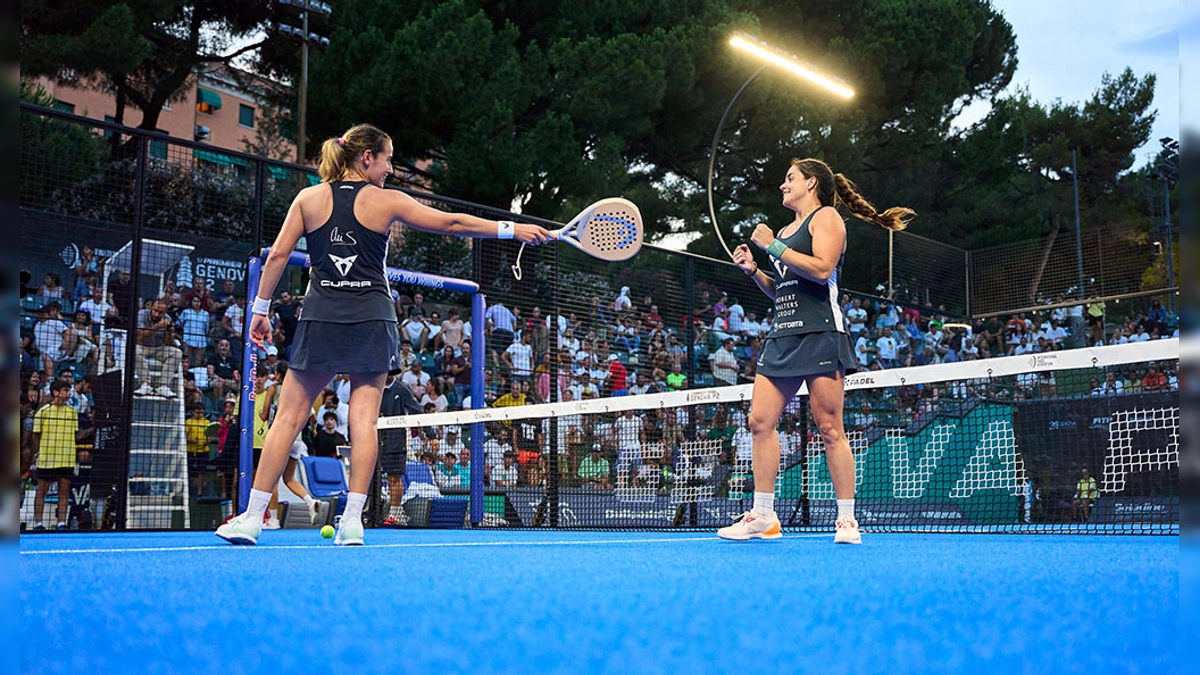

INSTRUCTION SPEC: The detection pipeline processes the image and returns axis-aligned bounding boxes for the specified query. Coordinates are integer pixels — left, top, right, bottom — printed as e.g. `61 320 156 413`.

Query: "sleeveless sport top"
766 206 847 338
299 181 395 324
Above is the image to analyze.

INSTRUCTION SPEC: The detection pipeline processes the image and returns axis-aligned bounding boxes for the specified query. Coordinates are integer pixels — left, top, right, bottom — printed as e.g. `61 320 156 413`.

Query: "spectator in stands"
206 338 239 402
613 286 633 314
875 326 898 369
491 450 519 488
183 276 213 312
30 379 86 531
106 269 135 321
854 329 874 369
33 303 69 377
604 353 628 396
400 311 430 352
62 310 99 373
271 290 300 358
434 452 462 489
1142 365 1168 392
318 391 350 438
185 403 212 497
1146 300 1168 334
38 272 64 300
177 295 211 367
485 300 517 368
577 444 611 489
613 409 644 488
133 298 181 398
78 286 115 338
1071 467 1098 522
437 307 466 353
220 294 245 341
711 337 740 386
503 330 535 383
401 360 432 400
73 245 99 280
312 411 348 458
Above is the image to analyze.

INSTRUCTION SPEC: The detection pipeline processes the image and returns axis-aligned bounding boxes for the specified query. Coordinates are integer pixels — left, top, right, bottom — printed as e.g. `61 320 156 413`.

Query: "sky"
957 0 1188 167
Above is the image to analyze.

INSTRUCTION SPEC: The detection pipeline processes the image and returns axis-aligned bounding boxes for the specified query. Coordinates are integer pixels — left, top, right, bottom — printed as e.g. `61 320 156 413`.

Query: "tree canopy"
22 0 273 130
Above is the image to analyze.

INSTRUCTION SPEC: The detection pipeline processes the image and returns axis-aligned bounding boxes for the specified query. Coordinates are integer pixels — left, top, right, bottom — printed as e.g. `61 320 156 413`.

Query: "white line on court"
20 533 829 556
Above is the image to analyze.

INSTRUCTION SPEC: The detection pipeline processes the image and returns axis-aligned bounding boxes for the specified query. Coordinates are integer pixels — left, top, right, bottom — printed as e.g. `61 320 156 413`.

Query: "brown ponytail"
792 158 914 232
317 123 392 183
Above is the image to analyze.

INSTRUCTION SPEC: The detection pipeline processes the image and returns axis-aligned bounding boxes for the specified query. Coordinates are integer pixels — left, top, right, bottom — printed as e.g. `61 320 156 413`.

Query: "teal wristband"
766 239 788 259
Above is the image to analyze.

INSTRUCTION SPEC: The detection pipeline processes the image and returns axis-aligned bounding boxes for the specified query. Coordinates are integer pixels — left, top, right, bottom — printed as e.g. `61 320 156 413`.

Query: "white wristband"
251 296 271 316
497 220 515 240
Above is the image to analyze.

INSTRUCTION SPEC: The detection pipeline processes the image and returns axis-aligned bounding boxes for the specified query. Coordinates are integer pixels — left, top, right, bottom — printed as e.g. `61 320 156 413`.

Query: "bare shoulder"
811 206 846 234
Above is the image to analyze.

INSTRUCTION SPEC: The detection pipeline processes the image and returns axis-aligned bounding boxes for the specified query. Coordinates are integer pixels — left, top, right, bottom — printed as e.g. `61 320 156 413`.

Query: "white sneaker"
156 385 177 398
215 513 261 545
717 510 783 541
262 514 281 530
134 383 155 397
335 516 364 546
834 516 862 544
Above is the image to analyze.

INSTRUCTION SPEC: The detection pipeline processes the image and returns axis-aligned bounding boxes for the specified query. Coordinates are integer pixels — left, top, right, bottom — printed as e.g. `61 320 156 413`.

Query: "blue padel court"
21 530 1177 674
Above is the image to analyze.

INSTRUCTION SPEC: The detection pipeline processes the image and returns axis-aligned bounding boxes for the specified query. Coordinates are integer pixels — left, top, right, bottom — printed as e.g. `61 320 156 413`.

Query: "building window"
150 130 169 160
196 88 222 114
53 100 75 114
238 104 255 129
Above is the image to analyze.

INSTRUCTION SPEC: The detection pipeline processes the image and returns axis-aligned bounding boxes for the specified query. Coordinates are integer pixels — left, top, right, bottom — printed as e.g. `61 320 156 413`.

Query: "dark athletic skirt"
756 330 859 379
290 320 399 374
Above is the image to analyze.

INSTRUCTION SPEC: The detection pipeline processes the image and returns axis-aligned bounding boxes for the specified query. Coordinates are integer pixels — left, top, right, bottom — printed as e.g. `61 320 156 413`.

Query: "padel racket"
512 197 643 279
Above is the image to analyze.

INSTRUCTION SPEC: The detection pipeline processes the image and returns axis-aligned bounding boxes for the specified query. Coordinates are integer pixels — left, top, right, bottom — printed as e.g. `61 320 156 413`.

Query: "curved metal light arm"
706 65 766 261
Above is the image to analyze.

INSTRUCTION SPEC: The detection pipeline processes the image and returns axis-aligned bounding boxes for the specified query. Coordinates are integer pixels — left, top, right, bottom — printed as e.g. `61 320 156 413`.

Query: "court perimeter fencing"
379 340 1178 534
18 104 1179 533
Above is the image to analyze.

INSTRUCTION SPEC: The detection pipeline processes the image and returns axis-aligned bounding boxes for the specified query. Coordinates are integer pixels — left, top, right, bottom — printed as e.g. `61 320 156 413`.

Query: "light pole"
706 33 854 259
277 0 331 164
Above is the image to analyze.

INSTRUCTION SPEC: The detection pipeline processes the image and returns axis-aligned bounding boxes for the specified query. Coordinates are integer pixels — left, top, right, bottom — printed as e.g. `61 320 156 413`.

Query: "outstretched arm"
382 189 553 245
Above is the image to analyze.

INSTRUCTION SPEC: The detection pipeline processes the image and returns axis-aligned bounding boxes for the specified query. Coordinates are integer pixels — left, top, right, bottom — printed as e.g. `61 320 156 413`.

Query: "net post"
236 252 264 513
469 292 486 525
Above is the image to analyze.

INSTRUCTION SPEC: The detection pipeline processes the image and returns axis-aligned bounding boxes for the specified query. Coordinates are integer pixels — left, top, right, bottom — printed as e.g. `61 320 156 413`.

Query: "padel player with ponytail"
720 158 913 544
218 124 552 545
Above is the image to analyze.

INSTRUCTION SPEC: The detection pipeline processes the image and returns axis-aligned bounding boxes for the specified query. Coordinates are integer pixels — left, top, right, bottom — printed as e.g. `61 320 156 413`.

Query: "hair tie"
336 137 346 146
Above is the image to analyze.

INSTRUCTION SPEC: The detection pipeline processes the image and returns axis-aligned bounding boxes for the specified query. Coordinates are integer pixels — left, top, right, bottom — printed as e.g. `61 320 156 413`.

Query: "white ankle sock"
246 489 271 519
302 494 316 510
837 499 855 520
345 492 367 520
753 492 775 515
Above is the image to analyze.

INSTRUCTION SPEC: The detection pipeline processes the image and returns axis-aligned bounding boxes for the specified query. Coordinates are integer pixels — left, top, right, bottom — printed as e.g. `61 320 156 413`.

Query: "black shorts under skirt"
756 331 859 379
290 320 400 374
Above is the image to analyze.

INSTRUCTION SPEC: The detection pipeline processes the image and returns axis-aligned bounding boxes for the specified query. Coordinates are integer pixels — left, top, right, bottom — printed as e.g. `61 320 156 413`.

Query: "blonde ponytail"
316 123 392 183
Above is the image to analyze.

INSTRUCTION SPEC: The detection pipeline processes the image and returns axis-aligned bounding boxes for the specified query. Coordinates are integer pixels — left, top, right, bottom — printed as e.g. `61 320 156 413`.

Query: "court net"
376 339 1179 533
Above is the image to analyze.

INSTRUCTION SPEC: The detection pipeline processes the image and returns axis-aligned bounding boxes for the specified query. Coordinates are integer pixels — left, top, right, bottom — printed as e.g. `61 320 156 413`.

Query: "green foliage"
19 82 109 211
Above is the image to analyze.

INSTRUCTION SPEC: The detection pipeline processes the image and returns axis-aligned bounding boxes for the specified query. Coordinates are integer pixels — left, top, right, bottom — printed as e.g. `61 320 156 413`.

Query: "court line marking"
21 533 831 556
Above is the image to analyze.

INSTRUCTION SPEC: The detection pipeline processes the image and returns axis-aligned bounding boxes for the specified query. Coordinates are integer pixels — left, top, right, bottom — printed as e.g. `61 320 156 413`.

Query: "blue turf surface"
21 530 1177 674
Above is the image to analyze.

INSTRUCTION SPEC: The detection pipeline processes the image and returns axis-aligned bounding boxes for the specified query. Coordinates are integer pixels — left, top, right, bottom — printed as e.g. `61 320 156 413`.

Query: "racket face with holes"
555 198 643 261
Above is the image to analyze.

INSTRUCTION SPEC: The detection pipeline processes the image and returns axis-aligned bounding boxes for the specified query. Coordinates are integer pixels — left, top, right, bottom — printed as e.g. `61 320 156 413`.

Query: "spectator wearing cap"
605 353 628 396
578 444 612 489
711 337 740 387
262 344 280 374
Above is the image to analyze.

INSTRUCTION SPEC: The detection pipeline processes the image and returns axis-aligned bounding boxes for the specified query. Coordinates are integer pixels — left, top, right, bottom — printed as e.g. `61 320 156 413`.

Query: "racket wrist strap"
743 263 759 277
497 220 515 239
766 239 788 259
251 296 271 316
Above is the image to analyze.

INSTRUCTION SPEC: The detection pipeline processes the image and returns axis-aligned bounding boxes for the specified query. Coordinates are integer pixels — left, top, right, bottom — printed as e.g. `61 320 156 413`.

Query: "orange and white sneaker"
834 516 862 544
717 510 783 540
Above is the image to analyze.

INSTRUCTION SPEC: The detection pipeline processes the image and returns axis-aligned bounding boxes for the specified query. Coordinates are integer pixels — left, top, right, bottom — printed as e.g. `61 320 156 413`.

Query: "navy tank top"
299 181 395 324
767 206 847 338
